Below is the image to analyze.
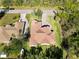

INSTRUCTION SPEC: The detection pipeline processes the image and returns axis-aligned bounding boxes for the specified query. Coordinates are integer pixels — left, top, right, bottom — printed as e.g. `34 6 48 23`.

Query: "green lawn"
48 16 62 48
0 13 20 26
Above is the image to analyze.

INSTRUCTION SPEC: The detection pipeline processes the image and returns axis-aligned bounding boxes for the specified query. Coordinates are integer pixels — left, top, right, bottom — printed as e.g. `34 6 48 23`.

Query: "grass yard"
48 16 62 48
0 13 20 26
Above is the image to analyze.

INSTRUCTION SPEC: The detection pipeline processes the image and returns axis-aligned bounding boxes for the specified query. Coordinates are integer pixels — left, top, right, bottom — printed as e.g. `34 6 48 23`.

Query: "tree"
2 0 13 7
53 0 79 59
56 0 79 38
45 46 63 59
4 38 23 57
16 0 23 6
24 45 63 59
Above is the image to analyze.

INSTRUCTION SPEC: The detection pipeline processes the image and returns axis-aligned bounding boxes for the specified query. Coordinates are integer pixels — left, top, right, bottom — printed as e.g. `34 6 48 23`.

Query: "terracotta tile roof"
29 20 56 46
0 21 23 43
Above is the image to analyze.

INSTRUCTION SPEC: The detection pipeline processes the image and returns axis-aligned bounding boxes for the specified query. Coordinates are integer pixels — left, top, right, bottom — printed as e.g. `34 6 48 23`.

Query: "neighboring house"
29 20 56 46
0 11 30 44
0 21 23 43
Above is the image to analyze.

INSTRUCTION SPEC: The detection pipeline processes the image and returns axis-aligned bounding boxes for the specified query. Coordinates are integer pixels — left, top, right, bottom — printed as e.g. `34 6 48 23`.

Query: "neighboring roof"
0 21 23 43
29 20 56 46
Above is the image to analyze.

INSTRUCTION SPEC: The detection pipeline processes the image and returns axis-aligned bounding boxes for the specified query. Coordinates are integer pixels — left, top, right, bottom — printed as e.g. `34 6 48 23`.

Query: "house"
29 20 56 46
0 21 23 44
